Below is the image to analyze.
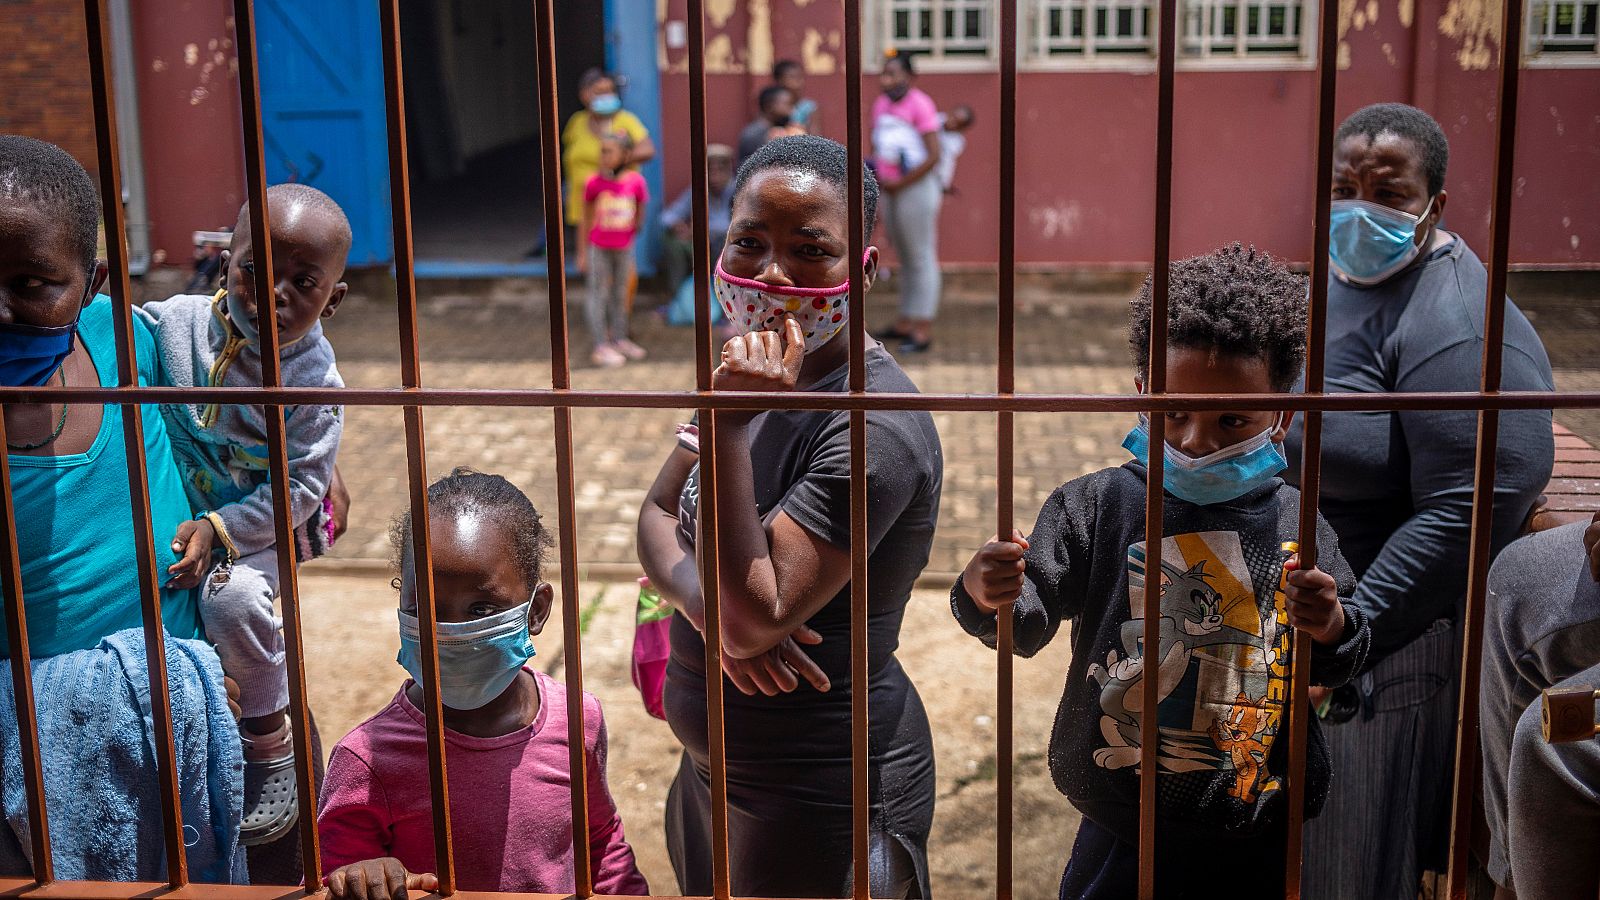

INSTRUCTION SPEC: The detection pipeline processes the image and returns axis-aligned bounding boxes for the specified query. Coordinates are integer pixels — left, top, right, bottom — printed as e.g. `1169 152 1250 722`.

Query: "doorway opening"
399 0 605 267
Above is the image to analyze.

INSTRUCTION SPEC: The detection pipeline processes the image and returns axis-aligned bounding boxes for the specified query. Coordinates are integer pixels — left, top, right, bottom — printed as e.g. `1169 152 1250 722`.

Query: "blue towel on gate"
0 627 245 884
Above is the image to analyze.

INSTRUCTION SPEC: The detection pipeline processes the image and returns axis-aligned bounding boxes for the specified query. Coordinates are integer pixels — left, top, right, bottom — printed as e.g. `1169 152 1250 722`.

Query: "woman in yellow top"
563 69 656 231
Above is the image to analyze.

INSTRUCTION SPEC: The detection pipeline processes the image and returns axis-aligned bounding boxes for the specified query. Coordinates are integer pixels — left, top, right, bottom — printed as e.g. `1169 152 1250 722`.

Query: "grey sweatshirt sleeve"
1508 666 1600 899
1352 338 1553 668
1478 522 1600 888
212 402 342 560
952 478 1095 658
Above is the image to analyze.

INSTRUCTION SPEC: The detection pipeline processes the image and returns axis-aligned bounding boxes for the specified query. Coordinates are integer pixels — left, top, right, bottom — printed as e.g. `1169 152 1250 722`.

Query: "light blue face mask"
1122 416 1288 506
1329 197 1434 286
589 92 622 116
397 600 537 711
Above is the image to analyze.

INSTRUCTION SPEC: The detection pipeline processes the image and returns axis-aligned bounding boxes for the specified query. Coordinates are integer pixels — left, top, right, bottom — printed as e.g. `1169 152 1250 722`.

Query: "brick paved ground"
318 280 1600 577
320 284 1140 578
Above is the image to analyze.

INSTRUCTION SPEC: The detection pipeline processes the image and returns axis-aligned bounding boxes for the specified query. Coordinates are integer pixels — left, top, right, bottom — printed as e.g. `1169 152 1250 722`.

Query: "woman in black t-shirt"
637 135 943 899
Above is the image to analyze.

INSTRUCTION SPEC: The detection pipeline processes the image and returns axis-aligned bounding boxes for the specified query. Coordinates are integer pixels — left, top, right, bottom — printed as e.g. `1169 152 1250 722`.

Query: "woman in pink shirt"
871 50 944 354
317 468 648 898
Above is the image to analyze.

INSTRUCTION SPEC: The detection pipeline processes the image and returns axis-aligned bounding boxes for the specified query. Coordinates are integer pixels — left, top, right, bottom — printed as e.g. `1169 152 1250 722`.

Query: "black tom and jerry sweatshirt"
952 462 1371 846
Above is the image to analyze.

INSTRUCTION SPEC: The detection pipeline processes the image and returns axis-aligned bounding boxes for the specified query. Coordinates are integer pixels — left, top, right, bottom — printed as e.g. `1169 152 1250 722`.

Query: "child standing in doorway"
582 132 649 368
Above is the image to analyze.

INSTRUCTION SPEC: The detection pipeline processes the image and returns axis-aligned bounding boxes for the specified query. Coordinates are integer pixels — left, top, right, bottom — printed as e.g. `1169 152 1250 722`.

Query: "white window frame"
1525 0 1600 66
869 0 1000 71
866 0 1315 72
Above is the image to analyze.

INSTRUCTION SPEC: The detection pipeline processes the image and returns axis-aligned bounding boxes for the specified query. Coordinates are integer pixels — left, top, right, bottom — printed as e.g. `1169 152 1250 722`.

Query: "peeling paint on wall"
748 0 773 75
705 33 743 72
707 0 736 29
1439 0 1502 70
1028 201 1084 239
802 27 839 73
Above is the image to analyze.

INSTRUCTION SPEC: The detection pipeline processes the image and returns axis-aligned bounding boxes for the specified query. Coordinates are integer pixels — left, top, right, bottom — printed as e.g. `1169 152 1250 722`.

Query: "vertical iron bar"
1284 0 1340 892
684 1 731 897
1445 0 1522 890
844 1 871 897
531 1 592 893
376 0 455 892
83 0 188 884
402 408 451 894
1139 0 1178 895
228 0 322 884
995 1 1019 898
0 414 51 883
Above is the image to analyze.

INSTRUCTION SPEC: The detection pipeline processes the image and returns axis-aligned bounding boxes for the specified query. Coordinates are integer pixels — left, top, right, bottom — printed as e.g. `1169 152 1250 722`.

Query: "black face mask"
885 84 909 101
770 113 792 127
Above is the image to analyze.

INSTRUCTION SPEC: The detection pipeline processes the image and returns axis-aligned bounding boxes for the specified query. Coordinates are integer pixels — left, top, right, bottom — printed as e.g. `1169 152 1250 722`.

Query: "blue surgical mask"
1122 416 1287 506
589 93 622 116
397 600 537 711
1329 197 1434 286
0 319 78 387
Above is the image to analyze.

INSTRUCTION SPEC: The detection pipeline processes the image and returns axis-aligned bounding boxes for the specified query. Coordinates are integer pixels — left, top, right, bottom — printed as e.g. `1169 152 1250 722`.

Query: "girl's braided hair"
389 467 553 590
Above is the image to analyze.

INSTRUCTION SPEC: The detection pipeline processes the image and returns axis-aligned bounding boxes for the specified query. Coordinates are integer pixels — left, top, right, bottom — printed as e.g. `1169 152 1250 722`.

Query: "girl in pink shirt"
318 468 648 898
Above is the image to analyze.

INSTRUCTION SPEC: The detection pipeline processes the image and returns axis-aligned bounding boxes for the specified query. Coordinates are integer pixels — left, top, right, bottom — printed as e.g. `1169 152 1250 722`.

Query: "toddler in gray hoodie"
136 183 347 847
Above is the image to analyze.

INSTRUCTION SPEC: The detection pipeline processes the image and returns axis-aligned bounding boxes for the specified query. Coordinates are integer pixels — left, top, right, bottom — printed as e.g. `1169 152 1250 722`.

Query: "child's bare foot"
592 343 626 368
614 338 647 361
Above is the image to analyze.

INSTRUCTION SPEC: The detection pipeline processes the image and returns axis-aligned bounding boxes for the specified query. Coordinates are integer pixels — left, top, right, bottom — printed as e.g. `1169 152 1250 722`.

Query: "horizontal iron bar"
0 879 838 900
0 386 1595 412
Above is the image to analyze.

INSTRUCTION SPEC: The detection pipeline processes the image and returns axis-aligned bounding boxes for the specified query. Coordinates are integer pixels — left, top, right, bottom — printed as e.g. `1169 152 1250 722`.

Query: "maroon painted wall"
657 0 1600 269
128 0 246 268
12 1 1587 271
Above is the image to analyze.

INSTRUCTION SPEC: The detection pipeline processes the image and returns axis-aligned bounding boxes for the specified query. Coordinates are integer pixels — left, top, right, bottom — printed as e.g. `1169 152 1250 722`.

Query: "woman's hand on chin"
713 317 804 395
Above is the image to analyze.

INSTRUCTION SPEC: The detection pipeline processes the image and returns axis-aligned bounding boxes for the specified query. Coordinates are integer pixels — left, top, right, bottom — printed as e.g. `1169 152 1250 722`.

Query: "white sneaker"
614 338 648 361
592 343 626 368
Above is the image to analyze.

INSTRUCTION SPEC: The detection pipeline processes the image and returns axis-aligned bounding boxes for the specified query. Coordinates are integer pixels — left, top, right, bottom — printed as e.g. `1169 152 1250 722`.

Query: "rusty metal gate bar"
377 0 457 894
683 0 735 896
842 1 872 898
1137 0 1179 893
995 1 1019 898
530 0 597 897
0 0 1578 897
229 0 325 885
84 0 190 885
1283 0 1343 886
1445 0 1526 891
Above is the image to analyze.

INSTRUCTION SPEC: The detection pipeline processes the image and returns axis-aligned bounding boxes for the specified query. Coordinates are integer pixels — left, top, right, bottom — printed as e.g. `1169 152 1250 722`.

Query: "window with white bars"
1181 0 1306 57
1032 0 1156 57
877 0 995 62
1527 0 1600 60
875 0 1311 65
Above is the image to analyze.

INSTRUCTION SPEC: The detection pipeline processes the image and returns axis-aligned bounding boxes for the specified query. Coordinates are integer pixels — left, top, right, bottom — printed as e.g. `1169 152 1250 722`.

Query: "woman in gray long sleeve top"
1283 103 1555 900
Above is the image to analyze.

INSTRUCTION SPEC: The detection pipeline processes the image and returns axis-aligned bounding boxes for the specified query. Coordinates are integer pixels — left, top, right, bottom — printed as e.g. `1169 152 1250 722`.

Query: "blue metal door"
256 0 392 266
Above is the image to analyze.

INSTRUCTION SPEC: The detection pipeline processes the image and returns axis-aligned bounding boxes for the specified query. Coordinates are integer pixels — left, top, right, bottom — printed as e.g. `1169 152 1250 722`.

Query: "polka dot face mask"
713 260 850 355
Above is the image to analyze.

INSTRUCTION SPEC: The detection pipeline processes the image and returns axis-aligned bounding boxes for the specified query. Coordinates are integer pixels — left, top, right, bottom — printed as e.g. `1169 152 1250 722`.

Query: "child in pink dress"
582 133 650 368
317 468 648 897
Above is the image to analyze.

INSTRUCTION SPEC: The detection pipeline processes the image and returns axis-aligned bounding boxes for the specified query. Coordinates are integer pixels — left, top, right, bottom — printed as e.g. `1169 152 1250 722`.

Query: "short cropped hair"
1128 243 1308 391
237 182 353 257
390 467 552 591
1335 102 1450 195
0 135 100 272
731 134 880 236
772 59 803 80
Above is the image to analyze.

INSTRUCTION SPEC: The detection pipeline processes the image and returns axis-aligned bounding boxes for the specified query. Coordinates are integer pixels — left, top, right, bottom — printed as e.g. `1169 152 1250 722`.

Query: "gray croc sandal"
239 722 299 847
